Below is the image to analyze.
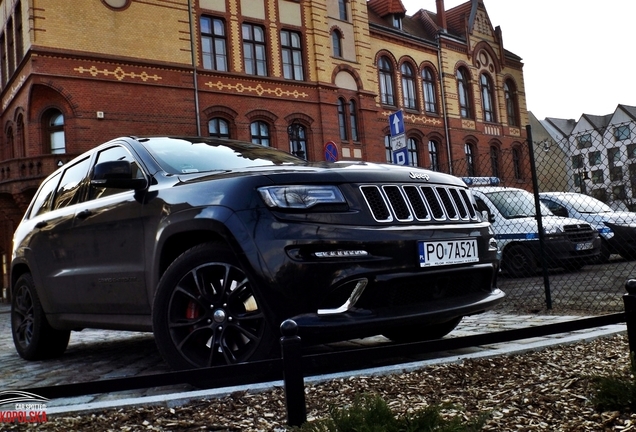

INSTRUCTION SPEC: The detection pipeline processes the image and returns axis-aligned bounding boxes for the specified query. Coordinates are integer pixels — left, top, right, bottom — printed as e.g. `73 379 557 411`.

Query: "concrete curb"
45 323 626 416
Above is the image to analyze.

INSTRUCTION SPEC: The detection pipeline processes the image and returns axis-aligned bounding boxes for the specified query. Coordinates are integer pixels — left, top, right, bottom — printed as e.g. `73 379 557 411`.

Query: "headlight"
258 185 346 209
543 225 564 235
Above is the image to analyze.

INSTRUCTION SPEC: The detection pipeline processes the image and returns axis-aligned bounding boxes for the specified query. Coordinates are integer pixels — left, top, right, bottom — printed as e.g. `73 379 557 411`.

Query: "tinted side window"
53 158 91 210
541 199 568 217
29 172 61 218
89 146 144 200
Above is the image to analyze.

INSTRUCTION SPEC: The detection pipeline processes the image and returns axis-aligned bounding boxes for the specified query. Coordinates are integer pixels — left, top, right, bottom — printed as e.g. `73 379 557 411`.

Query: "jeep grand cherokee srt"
11 136 504 370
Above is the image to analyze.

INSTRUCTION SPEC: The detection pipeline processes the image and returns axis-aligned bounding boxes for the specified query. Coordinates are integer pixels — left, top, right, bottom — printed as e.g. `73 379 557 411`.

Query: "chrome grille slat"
360 184 477 223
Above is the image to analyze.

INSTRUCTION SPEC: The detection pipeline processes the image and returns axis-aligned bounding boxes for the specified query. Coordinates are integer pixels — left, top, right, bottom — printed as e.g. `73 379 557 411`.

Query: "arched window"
512 147 522 179
6 127 14 159
490 145 500 178
456 68 472 119
349 100 359 142
504 80 519 127
422 67 438 114
16 114 25 158
208 118 230 139
337 98 347 140
385 135 392 163
250 121 270 146
401 63 417 110
378 57 395 106
332 30 343 58
480 73 495 122
45 109 65 154
465 143 476 176
428 140 439 171
288 123 307 160
407 137 418 167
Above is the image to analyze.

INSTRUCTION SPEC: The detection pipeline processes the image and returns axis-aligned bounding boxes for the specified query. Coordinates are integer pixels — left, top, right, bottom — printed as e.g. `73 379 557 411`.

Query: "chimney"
436 0 447 30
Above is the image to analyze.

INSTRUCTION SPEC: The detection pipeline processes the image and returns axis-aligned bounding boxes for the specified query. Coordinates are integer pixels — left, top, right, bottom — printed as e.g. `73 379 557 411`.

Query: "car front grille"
563 224 596 242
360 184 477 223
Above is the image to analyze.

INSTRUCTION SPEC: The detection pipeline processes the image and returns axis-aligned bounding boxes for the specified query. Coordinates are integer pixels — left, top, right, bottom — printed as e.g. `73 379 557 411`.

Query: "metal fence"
449 124 636 315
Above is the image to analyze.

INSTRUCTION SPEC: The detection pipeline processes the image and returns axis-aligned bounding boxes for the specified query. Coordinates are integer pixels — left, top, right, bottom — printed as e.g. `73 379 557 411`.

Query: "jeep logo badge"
409 172 430 181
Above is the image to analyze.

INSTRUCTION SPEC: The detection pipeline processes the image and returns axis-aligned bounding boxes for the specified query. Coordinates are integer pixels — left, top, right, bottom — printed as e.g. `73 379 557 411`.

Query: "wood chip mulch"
4 334 635 431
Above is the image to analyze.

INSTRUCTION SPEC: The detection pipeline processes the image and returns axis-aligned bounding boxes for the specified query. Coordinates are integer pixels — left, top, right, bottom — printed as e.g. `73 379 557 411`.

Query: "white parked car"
539 192 636 262
463 179 601 277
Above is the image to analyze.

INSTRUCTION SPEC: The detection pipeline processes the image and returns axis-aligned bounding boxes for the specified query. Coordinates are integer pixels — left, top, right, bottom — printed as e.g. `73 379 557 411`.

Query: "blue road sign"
393 147 408 165
324 141 338 162
389 111 404 136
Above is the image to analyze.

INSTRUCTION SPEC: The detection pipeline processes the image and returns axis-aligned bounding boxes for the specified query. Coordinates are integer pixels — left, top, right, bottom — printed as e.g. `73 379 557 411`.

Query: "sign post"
389 110 407 165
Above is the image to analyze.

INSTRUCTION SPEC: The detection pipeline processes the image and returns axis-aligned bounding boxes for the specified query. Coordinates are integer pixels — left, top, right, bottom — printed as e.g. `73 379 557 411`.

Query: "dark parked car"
11 136 504 370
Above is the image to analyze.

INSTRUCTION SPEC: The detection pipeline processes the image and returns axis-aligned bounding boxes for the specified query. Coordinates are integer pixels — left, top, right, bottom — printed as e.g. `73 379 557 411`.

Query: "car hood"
582 211 636 227
176 161 467 187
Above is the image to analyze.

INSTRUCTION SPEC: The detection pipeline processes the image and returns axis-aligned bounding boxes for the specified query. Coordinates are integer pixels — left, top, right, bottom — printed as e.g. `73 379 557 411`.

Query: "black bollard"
280 319 307 427
623 279 636 358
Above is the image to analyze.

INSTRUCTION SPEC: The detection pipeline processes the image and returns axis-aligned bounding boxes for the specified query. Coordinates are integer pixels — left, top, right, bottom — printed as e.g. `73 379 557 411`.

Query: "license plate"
418 239 479 267
576 242 594 251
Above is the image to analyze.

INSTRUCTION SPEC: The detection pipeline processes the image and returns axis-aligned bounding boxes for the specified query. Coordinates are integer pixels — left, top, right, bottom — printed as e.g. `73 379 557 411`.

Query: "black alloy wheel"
153 242 275 370
11 273 70 360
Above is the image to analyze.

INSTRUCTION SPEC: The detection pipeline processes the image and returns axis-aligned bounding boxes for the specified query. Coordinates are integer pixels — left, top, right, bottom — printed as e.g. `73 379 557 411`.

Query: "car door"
25 158 91 313
68 144 149 315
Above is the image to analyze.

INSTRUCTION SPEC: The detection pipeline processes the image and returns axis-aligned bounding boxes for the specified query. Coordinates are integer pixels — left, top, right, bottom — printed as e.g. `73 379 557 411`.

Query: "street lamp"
287 121 306 160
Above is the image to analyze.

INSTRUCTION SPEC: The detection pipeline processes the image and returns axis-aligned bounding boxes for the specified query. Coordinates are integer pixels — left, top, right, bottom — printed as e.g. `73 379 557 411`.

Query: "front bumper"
292 284 505 342
527 235 601 266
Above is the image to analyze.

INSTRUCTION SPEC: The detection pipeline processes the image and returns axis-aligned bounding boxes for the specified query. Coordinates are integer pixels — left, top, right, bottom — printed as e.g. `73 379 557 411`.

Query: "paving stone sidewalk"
0 302 626 414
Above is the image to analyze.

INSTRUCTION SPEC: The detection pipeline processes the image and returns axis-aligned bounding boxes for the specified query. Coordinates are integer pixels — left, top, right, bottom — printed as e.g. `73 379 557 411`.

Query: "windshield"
140 137 304 174
486 190 552 219
557 194 613 213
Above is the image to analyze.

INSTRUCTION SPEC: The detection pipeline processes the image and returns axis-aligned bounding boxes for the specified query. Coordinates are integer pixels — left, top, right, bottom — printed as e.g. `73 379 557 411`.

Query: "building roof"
581 113 612 132
544 117 577 136
367 0 406 18
618 104 636 121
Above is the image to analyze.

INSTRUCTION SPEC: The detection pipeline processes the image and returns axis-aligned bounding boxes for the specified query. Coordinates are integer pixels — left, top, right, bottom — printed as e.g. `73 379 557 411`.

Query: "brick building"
0 0 528 294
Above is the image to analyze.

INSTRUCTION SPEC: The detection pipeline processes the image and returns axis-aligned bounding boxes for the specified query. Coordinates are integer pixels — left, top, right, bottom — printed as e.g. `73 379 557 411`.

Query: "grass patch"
292 394 487 432
591 352 636 412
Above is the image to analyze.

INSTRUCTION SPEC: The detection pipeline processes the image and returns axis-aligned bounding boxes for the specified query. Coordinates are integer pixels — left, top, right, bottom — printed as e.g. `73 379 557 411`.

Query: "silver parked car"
539 192 636 262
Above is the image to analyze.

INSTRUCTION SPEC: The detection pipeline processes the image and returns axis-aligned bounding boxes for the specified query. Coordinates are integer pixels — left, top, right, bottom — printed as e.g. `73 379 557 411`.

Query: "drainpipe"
436 32 452 174
188 0 202 136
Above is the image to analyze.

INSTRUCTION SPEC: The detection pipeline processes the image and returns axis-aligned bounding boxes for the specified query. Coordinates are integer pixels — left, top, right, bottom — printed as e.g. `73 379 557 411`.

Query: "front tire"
153 242 275 370
502 245 536 278
11 273 70 360
383 317 462 343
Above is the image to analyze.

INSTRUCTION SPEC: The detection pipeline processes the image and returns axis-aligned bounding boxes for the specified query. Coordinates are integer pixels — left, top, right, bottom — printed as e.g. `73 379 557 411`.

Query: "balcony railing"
0 154 77 191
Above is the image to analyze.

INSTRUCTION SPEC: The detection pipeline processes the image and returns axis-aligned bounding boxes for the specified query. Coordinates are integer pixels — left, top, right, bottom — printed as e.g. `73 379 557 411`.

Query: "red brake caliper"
186 301 200 332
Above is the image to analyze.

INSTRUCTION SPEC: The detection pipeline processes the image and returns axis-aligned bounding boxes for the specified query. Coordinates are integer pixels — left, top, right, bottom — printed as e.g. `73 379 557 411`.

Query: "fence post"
280 319 307 427
623 280 636 361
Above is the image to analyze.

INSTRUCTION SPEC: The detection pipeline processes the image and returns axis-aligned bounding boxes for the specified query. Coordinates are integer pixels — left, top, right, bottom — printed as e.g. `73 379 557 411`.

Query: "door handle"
76 210 92 219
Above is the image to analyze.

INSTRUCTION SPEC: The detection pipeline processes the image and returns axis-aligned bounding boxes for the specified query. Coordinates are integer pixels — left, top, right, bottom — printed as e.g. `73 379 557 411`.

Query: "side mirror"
482 210 495 223
91 160 147 190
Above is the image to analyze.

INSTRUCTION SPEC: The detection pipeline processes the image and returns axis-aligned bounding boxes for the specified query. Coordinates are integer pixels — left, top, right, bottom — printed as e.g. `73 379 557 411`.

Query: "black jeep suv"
11 136 504 370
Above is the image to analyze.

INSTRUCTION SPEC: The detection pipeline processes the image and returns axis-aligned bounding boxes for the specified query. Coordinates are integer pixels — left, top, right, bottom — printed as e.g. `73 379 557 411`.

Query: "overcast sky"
400 0 635 121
